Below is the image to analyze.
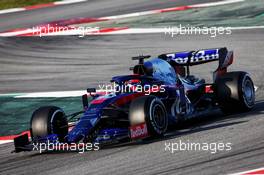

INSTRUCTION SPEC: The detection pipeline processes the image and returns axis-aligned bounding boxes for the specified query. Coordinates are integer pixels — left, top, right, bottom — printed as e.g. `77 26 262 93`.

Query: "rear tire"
30 106 68 142
215 71 255 114
129 96 168 137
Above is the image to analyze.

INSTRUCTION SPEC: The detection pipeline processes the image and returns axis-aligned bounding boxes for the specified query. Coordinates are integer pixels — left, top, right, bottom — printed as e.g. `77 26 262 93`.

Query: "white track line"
10 89 107 98
54 0 87 5
0 140 13 144
0 91 85 98
0 8 24 15
99 11 158 20
14 90 87 98
229 26 264 30
85 26 263 36
0 29 34 37
5 26 262 37
190 0 245 8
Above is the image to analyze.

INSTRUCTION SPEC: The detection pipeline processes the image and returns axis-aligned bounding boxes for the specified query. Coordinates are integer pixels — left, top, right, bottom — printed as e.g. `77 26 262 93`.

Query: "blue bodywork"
66 58 180 143
38 51 218 144
13 48 238 154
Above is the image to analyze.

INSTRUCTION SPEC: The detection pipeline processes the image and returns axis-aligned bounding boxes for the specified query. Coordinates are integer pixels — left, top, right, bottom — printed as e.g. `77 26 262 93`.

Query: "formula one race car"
13 47 255 153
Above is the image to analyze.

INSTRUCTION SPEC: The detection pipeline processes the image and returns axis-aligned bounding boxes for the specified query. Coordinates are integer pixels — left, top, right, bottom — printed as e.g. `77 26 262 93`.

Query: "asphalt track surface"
0 0 264 175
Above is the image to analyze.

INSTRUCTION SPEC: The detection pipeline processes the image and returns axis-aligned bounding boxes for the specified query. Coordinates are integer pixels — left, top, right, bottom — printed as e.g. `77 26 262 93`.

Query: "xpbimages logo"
32 140 100 153
164 140 232 154
98 82 166 95
164 24 232 38
31 24 100 37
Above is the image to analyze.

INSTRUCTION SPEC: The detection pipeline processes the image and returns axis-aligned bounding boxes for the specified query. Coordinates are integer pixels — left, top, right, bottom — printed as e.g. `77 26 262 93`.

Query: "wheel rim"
152 104 166 129
50 110 68 139
242 77 255 107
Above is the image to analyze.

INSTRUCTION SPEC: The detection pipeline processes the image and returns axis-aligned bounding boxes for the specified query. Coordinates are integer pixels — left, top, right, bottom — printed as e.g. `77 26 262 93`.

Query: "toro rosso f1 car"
13 47 255 153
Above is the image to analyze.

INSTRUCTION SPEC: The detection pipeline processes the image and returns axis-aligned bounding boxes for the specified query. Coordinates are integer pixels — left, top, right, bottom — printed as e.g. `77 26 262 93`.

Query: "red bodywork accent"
0 124 78 141
205 85 214 93
91 97 108 104
0 131 30 140
128 79 141 83
114 93 145 106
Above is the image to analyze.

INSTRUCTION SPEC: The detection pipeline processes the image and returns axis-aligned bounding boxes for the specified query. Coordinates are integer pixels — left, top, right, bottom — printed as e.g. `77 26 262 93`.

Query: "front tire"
129 96 168 137
216 71 255 113
30 106 68 142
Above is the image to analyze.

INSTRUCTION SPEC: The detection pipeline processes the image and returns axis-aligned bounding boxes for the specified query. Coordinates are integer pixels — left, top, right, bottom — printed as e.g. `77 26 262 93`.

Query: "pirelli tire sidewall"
129 95 168 137
30 106 68 142
216 71 255 113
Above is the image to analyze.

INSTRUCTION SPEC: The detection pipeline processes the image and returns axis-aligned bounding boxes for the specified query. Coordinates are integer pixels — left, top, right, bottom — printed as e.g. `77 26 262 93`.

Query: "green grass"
0 0 58 10
0 96 83 136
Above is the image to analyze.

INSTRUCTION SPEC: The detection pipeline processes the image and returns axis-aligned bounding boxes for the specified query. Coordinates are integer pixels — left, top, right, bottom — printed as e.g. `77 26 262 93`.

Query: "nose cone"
67 119 94 143
67 129 85 143
67 112 100 143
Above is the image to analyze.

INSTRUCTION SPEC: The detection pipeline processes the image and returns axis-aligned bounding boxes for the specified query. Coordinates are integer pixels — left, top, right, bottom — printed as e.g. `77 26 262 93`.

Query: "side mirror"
82 88 96 110
87 88 96 93
87 88 96 97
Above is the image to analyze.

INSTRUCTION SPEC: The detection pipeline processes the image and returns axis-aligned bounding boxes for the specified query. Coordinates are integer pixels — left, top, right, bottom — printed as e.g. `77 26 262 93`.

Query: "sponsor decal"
167 49 219 64
130 123 148 139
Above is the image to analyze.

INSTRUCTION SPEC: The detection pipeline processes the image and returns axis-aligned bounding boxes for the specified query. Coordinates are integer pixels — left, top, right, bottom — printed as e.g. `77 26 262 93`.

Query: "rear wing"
158 47 232 66
158 47 234 80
